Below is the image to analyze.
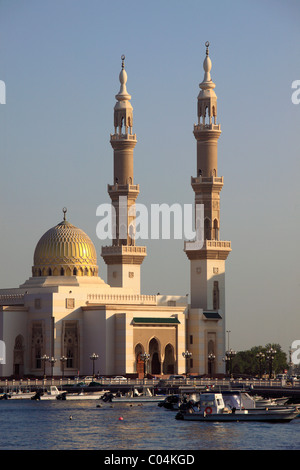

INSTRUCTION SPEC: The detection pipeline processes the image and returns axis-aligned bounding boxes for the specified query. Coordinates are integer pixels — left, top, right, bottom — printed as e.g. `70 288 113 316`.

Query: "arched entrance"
163 343 175 374
149 338 161 375
134 343 144 378
13 335 24 377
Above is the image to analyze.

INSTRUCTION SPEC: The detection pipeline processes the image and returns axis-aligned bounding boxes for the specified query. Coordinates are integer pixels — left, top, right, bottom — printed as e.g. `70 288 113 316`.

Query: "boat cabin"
199 392 249 415
199 393 225 414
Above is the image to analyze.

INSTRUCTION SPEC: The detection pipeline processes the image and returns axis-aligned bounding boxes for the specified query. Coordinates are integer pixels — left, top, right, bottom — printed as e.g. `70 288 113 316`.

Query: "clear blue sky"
0 0 299 356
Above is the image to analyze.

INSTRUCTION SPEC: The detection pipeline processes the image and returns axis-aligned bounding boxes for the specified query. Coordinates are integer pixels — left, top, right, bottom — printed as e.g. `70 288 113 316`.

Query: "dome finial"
121 54 125 69
205 41 210 56
63 207 67 221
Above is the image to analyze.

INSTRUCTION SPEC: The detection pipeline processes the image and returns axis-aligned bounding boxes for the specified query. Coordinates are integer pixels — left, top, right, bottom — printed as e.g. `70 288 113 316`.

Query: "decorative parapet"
205 240 231 249
0 294 25 305
191 176 223 185
107 183 139 192
101 245 146 255
110 133 137 141
101 244 147 265
184 239 231 260
194 123 221 132
87 293 156 305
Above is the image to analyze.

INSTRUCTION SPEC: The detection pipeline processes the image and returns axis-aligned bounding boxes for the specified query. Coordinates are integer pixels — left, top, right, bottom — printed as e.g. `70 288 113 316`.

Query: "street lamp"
256 351 265 379
266 347 276 379
208 353 216 377
226 349 236 378
60 356 67 380
140 352 150 378
89 353 99 379
48 357 56 378
182 351 192 377
41 354 49 378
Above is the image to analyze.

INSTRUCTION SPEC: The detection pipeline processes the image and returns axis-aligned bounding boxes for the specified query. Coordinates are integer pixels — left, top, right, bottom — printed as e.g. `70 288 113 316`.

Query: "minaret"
101 56 146 293
185 43 231 374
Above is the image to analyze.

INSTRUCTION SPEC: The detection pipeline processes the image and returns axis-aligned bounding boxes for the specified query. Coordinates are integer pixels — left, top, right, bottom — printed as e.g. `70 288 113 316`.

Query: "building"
0 44 230 378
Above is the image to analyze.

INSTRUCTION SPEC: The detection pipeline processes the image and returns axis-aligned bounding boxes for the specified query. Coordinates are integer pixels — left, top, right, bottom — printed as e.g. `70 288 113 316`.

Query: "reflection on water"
0 400 298 450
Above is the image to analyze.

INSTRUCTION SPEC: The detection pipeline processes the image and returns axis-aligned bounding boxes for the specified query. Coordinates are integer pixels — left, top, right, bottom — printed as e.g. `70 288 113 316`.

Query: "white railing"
1 377 299 391
87 293 156 304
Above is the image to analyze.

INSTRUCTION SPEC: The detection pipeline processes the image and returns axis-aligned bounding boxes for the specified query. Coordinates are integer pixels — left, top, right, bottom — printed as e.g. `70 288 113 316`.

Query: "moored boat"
100 388 165 403
175 392 299 422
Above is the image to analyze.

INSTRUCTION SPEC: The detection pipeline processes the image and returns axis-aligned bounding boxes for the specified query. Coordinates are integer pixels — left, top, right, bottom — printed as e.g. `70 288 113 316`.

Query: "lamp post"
208 353 216 377
266 347 276 379
222 356 228 375
226 349 236 378
140 352 150 378
89 353 99 379
256 351 265 379
60 356 67 380
48 357 56 379
182 351 192 377
41 354 49 379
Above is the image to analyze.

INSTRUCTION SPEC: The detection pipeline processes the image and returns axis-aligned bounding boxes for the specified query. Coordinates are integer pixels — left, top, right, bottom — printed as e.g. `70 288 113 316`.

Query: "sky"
0 0 299 356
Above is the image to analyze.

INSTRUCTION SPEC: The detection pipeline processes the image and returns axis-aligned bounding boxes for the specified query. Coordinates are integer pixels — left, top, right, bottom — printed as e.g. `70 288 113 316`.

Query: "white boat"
57 390 109 400
100 388 165 403
31 386 67 400
252 395 289 407
0 390 36 400
175 392 299 422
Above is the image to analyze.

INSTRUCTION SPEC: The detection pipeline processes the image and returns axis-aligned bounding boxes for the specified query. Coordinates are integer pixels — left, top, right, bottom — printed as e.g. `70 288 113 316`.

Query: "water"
0 400 299 451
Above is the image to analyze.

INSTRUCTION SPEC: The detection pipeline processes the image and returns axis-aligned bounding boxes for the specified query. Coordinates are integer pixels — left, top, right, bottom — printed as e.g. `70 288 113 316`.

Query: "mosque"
0 44 231 378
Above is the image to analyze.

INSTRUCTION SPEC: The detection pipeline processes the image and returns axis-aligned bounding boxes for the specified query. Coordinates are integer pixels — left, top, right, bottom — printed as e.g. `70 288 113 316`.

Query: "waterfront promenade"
1 376 300 401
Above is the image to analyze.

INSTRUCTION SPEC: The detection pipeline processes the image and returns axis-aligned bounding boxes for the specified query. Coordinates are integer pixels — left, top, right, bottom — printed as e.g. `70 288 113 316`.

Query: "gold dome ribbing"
32 214 98 277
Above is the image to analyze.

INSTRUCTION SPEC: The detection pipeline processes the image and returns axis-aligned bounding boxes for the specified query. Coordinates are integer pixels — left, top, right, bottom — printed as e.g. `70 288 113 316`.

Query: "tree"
232 344 288 377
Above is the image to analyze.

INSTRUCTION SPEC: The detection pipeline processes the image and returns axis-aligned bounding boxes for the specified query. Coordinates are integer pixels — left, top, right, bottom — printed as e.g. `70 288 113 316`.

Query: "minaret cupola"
113 55 135 136
196 41 218 127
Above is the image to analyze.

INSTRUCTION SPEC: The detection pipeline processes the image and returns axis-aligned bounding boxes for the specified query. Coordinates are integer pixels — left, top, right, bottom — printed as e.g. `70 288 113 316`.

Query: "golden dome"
32 210 98 277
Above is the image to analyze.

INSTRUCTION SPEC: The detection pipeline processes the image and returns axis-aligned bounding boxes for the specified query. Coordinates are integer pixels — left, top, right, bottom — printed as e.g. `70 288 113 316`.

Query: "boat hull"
175 410 299 422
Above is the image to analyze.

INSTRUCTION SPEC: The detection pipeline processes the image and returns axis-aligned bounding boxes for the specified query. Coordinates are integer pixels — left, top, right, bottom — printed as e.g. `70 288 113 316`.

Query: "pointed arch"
213 218 219 240
163 343 175 375
149 337 161 375
204 218 211 240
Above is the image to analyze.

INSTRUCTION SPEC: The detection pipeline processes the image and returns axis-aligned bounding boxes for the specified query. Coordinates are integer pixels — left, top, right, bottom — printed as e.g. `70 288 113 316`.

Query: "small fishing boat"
57 390 109 400
175 392 299 422
0 390 36 400
100 388 165 403
31 386 67 400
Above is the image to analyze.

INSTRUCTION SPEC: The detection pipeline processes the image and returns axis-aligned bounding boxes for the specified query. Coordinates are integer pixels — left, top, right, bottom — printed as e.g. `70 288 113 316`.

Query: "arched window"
213 281 219 310
134 343 144 376
204 218 211 240
163 344 175 375
60 267 65 276
213 219 219 241
149 338 161 375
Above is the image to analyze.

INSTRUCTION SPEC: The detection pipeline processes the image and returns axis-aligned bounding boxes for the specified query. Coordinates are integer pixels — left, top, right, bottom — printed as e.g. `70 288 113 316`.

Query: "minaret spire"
101 56 146 293
184 42 231 376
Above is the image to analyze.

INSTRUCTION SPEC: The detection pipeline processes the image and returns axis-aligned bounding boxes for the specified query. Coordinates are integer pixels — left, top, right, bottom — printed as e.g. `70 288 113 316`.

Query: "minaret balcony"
191 175 223 185
101 245 147 265
108 183 140 193
194 123 221 132
110 133 137 141
102 245 147 255
184 239 231 260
